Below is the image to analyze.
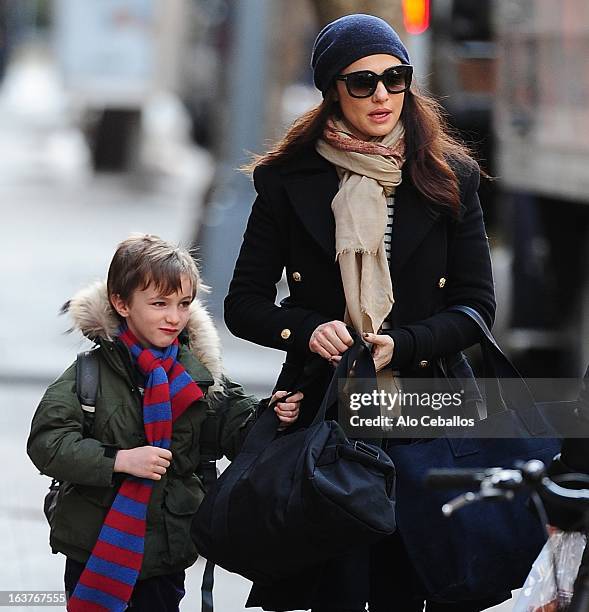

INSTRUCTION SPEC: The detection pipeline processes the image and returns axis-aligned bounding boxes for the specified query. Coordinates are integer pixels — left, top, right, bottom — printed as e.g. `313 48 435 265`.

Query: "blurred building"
427 0 589 376
494 0 589 376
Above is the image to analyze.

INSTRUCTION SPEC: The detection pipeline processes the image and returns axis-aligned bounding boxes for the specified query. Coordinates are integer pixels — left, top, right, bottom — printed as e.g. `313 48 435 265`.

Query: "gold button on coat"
292 271 302 282
419 360 429 368
280 329 291 340
438 277 446 288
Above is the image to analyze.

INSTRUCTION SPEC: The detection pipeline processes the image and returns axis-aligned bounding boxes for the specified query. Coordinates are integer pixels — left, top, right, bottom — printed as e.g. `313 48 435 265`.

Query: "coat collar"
280 147 441 278
279 145 334 176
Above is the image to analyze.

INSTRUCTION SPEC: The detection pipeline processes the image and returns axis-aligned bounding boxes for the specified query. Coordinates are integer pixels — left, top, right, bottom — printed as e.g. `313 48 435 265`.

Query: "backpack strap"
43 349 100 527
76 349 100 437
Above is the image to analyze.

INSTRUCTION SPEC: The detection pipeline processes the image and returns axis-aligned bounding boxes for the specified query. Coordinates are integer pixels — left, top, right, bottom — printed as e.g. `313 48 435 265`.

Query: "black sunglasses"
335 65 413 98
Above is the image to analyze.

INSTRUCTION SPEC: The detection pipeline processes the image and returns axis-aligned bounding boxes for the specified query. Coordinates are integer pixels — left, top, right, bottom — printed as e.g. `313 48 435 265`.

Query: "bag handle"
239 332 376 454
447 305 551 436
309 333 376 427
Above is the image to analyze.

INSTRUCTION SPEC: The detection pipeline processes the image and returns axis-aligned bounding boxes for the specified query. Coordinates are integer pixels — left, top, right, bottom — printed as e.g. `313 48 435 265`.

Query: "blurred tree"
309 0 403 29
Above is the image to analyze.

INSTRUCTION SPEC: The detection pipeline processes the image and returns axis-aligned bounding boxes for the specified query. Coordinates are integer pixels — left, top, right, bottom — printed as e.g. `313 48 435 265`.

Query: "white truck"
53 0 188 169
428 0 589 374
494 0 589 373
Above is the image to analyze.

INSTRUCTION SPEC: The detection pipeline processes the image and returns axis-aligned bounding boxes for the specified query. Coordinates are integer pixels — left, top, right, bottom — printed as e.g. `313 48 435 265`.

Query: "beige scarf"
316 117 405 334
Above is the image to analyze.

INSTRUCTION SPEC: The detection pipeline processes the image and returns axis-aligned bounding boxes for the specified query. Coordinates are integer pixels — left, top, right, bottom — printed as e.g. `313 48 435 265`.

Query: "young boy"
27 234 301 612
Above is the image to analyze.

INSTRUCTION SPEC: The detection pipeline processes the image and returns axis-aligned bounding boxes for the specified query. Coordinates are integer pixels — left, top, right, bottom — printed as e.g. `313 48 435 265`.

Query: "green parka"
27 281 258 579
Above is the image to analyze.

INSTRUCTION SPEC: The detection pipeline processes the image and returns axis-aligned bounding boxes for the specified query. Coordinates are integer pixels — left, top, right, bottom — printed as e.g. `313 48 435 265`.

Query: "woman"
225 13 499 612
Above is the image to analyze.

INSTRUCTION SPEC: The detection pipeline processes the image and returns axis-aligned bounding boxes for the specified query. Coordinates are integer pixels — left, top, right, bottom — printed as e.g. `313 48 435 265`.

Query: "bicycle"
426 460 589 611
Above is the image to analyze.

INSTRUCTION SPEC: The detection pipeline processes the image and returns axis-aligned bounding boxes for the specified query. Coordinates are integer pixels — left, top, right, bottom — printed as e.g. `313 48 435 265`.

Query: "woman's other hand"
271 391 303 426
363 332 395 372
309 320 353 360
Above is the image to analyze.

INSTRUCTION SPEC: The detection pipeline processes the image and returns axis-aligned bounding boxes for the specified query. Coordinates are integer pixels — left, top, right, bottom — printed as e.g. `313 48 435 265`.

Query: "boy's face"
111 275 193 348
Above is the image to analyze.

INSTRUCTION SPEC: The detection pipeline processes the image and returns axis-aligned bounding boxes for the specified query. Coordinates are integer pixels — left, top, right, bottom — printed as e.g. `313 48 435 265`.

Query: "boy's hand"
114 446 172 480
271 391 303 426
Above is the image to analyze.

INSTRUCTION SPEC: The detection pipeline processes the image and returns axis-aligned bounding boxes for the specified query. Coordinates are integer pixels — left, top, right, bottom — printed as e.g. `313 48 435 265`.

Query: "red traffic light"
403 0 430 34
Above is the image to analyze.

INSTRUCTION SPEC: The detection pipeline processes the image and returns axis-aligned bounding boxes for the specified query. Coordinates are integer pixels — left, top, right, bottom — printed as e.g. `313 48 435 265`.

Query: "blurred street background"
1 0 588 610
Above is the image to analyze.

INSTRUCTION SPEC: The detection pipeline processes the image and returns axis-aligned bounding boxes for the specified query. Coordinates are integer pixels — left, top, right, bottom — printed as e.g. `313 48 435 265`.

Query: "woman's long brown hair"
245 87 477 216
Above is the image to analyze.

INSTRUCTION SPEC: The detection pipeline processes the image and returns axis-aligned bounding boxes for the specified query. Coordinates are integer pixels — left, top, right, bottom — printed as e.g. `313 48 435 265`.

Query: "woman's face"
335 54 406 141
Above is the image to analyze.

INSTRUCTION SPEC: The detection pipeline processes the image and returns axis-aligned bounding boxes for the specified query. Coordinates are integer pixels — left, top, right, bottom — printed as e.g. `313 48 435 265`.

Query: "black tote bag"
192 335 396 586
387 305 562 603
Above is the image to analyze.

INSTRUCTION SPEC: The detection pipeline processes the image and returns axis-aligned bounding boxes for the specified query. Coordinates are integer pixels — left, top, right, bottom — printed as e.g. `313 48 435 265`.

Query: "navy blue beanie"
311 14 410 94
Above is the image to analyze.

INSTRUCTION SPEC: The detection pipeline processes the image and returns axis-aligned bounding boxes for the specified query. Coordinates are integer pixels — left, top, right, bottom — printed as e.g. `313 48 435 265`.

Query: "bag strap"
201 559 215 612
238 332 377 455
447 305 551 436
309 335 376 427
199 405 220 489
75 349 100 437
198 397 222 612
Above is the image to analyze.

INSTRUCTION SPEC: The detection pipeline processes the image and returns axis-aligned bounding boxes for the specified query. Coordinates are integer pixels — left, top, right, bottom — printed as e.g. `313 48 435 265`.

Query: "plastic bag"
513 530 586 612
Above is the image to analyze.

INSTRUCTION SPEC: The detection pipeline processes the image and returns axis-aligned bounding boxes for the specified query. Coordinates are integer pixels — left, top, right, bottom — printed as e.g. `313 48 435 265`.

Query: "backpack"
42 348 220 526
43 349 100 526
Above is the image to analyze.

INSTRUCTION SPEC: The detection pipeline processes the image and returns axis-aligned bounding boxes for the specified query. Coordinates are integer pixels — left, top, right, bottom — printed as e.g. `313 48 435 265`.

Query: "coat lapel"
281 148 442 273
389 179 441 281
281 151 339 260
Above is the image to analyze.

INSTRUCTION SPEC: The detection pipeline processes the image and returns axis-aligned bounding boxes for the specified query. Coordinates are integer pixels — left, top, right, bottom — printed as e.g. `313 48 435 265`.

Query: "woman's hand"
363 332 395 372
309 320 353 361
271 390 303 426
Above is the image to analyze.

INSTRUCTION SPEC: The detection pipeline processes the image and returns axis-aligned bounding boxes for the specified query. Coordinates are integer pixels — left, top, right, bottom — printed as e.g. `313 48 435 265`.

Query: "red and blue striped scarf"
68 325 203 611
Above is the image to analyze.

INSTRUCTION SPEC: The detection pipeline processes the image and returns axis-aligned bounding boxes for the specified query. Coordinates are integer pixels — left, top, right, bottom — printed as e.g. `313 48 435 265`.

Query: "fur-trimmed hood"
65 280 224 388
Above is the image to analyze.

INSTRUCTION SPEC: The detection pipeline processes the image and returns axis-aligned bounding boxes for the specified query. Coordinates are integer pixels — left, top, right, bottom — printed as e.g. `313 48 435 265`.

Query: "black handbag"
386 305 562 603
192 334 396 588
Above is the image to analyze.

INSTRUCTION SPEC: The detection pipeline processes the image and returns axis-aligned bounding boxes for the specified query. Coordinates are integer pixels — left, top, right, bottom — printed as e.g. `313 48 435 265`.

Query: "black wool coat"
224 145 496 609
225 145 495 391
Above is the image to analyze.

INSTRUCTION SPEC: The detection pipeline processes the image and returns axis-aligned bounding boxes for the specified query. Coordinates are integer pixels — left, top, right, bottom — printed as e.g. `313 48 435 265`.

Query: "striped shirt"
380 195 395 332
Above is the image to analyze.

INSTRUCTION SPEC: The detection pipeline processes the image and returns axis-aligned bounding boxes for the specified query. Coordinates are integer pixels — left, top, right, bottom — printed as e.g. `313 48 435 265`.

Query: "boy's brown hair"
107 234 200 313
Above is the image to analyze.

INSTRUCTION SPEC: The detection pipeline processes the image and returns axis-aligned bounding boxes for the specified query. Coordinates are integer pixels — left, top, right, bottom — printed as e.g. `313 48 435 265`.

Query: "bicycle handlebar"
426 460 589 516
424 468 490 489
426 461 589 611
